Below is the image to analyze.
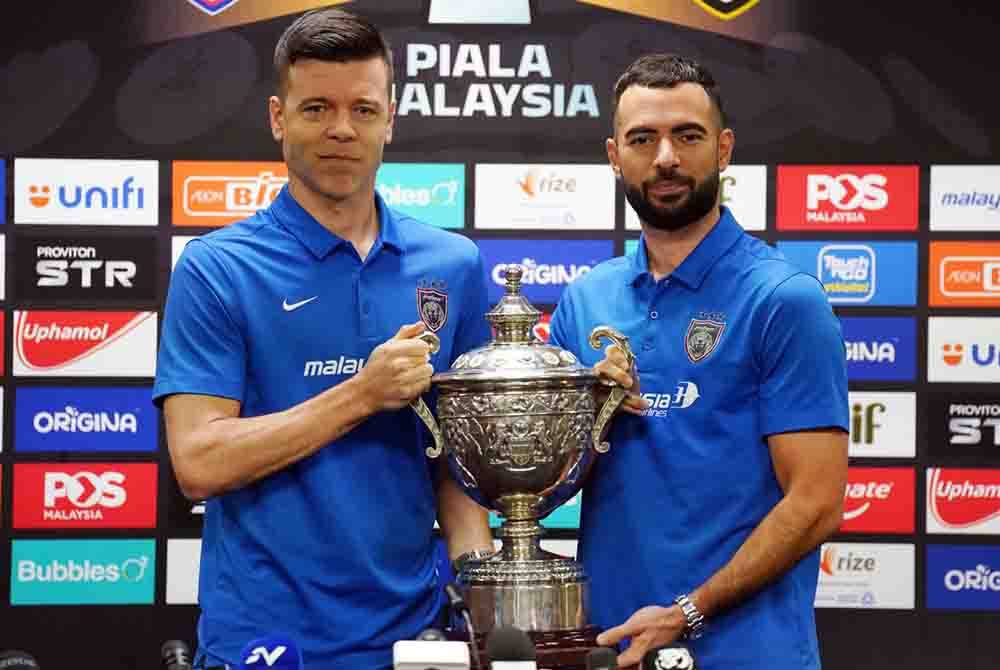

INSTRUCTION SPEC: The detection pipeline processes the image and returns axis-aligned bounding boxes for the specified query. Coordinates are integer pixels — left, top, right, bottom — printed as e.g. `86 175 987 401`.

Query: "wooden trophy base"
448 626 602 670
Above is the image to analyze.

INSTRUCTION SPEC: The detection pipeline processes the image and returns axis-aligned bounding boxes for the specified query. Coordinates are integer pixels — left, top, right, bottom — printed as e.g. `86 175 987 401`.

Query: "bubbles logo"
818 245 876 303
121 555 149 583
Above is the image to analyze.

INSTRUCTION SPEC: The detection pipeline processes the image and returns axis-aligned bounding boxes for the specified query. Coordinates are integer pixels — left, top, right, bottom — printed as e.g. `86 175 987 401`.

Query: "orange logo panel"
929 241 1000 307
172 161 287 227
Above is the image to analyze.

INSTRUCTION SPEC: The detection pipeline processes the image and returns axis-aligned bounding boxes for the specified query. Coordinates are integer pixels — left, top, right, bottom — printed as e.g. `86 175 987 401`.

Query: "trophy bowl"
412 265 634 635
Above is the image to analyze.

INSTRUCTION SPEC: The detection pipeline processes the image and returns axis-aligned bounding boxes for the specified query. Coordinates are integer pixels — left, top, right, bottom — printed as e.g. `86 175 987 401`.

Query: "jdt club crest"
684 318 725 363
417 287 449 332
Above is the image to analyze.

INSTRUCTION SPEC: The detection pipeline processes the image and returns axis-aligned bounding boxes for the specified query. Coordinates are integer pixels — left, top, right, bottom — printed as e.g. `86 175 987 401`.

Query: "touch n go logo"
11 539 155 605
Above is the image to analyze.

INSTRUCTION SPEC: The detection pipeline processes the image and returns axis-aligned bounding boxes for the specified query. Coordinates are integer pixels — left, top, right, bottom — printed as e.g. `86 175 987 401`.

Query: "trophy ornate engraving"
411 265 634 648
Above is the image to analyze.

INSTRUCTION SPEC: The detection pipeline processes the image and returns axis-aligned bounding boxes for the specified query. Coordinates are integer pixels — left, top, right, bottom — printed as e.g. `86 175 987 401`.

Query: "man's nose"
653 138 679 169
325 109 357 141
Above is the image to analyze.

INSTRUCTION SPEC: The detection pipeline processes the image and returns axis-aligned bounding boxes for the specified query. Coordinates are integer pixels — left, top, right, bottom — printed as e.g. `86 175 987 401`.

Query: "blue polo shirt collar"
269 185 405 260
627 206 743 289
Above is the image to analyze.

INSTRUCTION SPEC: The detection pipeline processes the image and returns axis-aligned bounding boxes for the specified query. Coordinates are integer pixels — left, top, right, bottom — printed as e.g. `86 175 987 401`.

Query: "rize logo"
517 169 577 199
927 468 1000 534
820 545 877 577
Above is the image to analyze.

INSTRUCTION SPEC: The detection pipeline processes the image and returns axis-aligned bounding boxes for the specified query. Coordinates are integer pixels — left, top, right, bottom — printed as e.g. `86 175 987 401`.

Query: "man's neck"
288 178 379 260
643 205 721 282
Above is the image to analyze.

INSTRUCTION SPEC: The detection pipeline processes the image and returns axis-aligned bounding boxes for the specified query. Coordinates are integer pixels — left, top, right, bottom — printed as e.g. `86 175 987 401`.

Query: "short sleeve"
449 249 491 364
152 240 247 407
756 273 849 437
548 285 577 353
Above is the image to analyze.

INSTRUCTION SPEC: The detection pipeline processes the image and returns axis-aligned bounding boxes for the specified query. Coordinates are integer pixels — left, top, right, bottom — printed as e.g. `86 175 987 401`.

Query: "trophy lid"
433 265 594 385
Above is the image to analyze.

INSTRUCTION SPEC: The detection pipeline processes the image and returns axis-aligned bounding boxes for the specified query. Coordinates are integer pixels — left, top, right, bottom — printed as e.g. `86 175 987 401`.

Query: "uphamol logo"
15 387 156 453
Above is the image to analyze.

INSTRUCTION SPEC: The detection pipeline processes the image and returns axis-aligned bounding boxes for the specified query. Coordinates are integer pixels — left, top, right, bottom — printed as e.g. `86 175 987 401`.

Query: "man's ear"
385 99 396 144
718 128 735 172
607 137 622 180
269 96 284 142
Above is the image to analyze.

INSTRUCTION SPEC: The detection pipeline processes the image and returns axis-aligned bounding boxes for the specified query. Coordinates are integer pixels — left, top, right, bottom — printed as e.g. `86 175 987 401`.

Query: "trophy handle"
588 326 636 454
411 331 445 458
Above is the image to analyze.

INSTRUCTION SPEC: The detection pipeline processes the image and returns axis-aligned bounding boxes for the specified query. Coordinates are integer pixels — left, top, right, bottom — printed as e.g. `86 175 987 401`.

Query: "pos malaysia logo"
926 468 1000 534
13 311 157 377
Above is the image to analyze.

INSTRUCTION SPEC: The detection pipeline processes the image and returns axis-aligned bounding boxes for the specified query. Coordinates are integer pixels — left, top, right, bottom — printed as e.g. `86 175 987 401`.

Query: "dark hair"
613 53 726 129
273 8 394 98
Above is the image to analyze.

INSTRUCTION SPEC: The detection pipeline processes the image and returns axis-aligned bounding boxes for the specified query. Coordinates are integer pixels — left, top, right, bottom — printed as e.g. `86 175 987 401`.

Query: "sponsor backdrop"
1 1 998 668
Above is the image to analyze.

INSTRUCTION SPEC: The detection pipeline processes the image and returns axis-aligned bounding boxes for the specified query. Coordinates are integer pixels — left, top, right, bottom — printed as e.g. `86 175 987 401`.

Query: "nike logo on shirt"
282 296 318 312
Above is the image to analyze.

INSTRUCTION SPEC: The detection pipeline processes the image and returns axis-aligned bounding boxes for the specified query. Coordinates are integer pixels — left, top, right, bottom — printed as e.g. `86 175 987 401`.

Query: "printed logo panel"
474 164 614 230
172 161 287 227
10 539 156 605
777 241 917 305
927 545 1000 610
626 164 767 231
928 317 1000 383
376 163 465 229
0 235 6 300
848 392 916 458
776 165 918 231
15 233 157 302
166 539 202 605
841 317 916 382
926 392 1000 463
12 311 157 377
929 241 1000 307
428 0 531 23
475 239 614 304
0 159 5 224
14 159 158 226
815 543 915 609
930 166 1000 232
15 387 156 453
926 468 1000 535
13 463 158 529
840 467 915 534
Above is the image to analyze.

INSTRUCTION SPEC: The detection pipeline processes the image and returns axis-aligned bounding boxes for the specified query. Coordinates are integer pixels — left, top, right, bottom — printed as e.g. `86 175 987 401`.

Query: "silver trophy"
412 265 634 634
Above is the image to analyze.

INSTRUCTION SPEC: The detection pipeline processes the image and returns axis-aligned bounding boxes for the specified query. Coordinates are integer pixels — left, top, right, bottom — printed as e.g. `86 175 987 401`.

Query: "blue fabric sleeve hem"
152 375 244 408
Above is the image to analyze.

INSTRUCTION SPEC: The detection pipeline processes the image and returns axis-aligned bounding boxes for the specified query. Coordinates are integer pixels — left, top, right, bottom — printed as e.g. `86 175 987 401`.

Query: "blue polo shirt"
153 186 490 670
550 207 848 670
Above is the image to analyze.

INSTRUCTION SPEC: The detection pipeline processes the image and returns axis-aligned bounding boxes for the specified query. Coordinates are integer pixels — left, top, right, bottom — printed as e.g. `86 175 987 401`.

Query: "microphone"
0 650 40 669
393 631 470 670
444 583 481 670
161 641 193 670
485 626 536 670
417 628 448 642
586 647 617 670
239 636 303 669
640 644 696 670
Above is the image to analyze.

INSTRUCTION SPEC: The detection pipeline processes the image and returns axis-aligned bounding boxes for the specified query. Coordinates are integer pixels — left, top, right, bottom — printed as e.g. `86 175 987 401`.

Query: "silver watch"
674 593 706 640
451 548 495 575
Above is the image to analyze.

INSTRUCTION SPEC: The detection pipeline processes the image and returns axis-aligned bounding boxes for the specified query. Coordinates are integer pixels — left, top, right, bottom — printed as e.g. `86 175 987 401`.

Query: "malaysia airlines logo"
777 166 918 231
13 311 157 377
13 463 157 529
927 468 1000 534
640 382 700 418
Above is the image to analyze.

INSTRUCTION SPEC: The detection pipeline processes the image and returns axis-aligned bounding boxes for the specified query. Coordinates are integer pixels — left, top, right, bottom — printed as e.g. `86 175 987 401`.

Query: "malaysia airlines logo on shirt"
927 468 1000 535
776 165 918 231
840 467 915 534
13 463 158 529
13 311 157 377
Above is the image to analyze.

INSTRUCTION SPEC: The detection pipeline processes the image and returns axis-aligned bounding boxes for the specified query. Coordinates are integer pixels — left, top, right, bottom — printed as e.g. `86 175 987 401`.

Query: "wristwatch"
673 593 706 640
451 548 496 576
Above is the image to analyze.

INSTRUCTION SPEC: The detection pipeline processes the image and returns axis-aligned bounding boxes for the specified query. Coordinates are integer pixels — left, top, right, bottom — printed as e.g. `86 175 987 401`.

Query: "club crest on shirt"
653 647 695 670
417 287 449 332
684 318 725 363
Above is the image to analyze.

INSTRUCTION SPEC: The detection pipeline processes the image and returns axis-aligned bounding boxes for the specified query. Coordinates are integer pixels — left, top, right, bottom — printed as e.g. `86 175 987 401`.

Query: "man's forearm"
690 492 842 619
167 376 378 500
436 469 493 560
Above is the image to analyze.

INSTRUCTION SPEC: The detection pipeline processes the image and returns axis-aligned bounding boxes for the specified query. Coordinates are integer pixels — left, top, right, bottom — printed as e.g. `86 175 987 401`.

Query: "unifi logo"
851 402 884 446
843 480 894 520
18 556 148 583
941 342 1000 367
820 546 876 576
944 564 1000 592
491 259 592 286
26 177 145 210
34 407 138 434
807 173 888 221
35 245 136 288
943 344 964 366
303 356 365 377
517 169 577 198
378 179 458 207
185 0 240 17
640 382 700 418
845 340 895 363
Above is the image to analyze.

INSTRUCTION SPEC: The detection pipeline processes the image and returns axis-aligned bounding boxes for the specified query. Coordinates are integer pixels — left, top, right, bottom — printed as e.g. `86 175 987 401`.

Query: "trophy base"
448 625 601 670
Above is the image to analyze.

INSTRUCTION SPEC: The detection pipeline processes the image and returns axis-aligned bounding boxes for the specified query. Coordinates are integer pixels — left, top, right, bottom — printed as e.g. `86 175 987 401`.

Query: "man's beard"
623 169 720 232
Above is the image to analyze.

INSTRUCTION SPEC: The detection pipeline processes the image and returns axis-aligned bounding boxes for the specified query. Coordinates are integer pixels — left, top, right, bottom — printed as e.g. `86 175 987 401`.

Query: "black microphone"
0 650 40 670
444 583 469 614
586 647 617 670
444 583 482 670
485 626 536 669
640 644 696 670
161 640 194 670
